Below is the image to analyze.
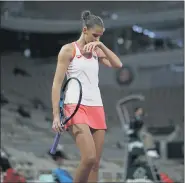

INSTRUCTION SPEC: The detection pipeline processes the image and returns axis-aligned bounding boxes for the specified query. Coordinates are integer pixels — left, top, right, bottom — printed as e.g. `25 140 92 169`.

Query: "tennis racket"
50 77 82 154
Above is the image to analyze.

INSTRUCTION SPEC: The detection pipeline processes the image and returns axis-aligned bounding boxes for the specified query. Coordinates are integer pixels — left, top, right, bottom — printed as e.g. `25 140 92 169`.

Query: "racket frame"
50 77 82 154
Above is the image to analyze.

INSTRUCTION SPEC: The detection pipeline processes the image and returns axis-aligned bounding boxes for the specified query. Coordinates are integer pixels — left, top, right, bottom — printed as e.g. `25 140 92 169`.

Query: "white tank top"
64 42 103 106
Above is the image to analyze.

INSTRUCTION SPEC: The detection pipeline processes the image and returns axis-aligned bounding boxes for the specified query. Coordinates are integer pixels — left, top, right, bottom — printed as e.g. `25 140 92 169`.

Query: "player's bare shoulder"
58 43 75 59
57 43 75 65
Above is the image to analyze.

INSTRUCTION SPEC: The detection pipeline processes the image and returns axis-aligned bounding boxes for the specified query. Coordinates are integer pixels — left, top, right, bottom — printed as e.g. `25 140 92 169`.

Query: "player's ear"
83 26 88 34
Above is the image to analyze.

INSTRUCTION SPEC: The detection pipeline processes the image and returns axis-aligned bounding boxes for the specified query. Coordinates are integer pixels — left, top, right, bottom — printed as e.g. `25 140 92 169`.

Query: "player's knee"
91 161 100 172
82 153 96 167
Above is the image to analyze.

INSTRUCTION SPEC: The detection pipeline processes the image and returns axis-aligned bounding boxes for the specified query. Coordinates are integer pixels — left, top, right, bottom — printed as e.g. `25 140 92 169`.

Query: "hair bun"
81 10 91 20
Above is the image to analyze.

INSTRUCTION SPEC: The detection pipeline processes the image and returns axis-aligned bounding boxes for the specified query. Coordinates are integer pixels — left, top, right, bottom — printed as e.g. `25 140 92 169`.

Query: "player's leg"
68 124 96 183
88 129 106 182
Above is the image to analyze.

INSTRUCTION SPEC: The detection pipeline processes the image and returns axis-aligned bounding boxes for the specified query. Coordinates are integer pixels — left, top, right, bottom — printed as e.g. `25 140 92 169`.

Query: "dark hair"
81 10 104 29
48 150 68 161
134 107 143 113
0 156 11 172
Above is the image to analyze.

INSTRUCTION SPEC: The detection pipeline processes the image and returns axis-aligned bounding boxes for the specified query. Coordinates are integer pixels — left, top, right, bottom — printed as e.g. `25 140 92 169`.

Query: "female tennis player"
52 10 122 183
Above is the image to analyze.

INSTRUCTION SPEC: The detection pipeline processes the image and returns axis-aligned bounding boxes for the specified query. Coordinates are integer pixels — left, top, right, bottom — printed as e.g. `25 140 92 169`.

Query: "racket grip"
50 133 61 154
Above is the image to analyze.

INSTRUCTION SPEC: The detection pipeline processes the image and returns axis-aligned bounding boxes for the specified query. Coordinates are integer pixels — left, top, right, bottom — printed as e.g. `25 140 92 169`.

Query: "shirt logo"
76 55 82 58
93 55 98 60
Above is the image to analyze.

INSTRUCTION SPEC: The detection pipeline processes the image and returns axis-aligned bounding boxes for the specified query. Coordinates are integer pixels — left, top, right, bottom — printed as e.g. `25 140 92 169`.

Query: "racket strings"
50 77 82 154
60 107 67 125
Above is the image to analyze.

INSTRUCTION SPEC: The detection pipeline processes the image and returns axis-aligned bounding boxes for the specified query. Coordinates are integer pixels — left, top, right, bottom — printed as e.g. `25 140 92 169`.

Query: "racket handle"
50 133 61 154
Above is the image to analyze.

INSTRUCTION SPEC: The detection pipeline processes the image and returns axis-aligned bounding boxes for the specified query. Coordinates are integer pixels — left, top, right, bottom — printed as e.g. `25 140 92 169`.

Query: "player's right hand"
52 116 64 133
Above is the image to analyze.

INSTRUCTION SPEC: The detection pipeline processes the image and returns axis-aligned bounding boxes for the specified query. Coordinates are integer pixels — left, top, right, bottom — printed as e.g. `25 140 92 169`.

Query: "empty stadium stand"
1 1 184 181
1 52 184 182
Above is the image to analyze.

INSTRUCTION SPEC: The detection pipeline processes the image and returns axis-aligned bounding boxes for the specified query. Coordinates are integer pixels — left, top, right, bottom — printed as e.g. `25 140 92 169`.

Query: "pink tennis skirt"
64 104 107 130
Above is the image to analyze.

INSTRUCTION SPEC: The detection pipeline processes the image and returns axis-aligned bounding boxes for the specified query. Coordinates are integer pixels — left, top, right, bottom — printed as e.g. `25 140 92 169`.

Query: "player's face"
83 25 104 43
135 108 144 117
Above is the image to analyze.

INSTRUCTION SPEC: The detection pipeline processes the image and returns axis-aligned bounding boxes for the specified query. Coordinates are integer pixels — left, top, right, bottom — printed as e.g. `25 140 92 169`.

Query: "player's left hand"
83 41 103 52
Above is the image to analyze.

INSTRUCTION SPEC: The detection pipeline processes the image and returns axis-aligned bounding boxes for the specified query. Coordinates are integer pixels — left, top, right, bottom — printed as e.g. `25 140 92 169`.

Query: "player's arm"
97 44 123 68
52 44 74 119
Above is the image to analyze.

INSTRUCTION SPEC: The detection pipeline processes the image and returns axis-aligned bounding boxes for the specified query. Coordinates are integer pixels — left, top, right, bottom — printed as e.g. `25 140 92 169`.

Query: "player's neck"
77 35 86 48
